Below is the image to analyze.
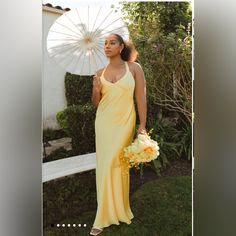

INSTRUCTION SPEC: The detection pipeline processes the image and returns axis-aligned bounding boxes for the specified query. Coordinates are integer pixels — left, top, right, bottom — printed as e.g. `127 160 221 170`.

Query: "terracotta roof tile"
43 3 71 11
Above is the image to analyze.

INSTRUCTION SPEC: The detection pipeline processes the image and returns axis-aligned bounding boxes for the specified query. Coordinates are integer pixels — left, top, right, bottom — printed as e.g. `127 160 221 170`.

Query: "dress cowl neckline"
101 62 131 85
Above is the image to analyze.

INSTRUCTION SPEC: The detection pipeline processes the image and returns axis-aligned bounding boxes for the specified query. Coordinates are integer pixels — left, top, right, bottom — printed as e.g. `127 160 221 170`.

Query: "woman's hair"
111 33 138 62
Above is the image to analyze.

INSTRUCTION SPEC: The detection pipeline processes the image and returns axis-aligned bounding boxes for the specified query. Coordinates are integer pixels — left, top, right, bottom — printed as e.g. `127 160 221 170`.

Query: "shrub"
55 73 96 156
56 103 96 155
55 111 70 136
43 147 74 163
43 128 67 142
146 118 179 176
65 72 93 105
146 117 191 176
175 121 192 160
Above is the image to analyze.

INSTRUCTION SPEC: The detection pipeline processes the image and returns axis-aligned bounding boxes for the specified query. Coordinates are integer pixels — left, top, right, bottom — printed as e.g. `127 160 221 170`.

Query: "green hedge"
57 103 96 155
43 147 74 163
56 73 96 156
43 128 67 143
65 72 93 105
145 117 192 176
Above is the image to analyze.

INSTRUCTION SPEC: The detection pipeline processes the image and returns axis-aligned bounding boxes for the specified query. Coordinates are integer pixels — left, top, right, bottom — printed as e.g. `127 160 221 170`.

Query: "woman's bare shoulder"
128 61 143 70
128 62 143 76
95 68 105 77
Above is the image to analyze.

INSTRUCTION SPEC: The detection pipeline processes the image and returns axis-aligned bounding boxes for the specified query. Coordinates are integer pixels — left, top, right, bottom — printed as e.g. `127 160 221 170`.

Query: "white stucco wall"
43 7 68 130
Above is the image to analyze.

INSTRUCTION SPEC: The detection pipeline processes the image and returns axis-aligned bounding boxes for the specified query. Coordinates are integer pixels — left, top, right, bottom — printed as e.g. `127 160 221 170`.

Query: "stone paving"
44 137 72 156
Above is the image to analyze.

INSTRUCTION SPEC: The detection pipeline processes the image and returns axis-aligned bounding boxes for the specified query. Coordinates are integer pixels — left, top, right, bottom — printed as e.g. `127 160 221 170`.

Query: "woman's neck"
109 56 125 67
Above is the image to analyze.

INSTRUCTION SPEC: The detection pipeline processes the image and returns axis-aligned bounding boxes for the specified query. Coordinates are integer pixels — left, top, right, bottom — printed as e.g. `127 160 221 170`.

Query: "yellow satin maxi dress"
93 61 136 229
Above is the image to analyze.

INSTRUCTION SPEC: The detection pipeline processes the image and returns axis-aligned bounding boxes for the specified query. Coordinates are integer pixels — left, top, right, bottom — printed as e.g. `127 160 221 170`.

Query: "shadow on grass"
44 176 191 236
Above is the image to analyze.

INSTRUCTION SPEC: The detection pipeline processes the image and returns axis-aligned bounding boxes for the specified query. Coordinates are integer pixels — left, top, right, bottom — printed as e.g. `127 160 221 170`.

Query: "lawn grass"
43 176 191 236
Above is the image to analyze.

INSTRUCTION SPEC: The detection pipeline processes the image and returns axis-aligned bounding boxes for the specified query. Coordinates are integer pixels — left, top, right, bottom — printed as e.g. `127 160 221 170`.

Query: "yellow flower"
122 131 160 172
144 147 153 154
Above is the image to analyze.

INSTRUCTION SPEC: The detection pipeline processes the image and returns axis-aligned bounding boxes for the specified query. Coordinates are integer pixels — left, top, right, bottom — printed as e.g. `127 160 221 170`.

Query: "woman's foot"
90 227 103 235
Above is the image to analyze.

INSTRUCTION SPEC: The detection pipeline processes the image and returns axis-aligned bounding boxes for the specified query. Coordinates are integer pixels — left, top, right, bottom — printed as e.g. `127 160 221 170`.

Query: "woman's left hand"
136 125 147 137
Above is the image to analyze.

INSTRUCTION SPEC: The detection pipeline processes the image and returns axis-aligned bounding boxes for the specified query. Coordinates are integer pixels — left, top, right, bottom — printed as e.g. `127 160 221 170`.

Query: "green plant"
54 72 96 156
56 103 96 155
43 147 74 163
65 72 93 106
43 128 67 142
145 117 192 176
146 118 181 176
175 122 192 160
121 1 192 125
56 111 70 135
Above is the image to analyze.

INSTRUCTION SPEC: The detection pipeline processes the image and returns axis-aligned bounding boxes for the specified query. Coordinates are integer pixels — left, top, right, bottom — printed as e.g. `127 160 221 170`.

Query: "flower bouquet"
120 130 160 174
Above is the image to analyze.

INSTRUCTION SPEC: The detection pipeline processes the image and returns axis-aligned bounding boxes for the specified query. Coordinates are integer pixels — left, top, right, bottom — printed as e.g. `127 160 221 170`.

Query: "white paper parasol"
47 5 129 75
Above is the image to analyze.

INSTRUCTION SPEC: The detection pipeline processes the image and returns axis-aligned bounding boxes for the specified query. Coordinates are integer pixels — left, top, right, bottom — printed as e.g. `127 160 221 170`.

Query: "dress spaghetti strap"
101 62 129 78
125 61 129 72
100 65 108 78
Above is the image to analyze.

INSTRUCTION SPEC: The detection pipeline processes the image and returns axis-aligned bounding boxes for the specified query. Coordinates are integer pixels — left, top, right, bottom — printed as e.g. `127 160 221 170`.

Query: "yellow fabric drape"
93 62 136 228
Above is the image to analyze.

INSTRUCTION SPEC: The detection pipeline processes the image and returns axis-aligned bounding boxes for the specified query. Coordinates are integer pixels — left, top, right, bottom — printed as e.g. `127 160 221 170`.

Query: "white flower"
122 131 160 169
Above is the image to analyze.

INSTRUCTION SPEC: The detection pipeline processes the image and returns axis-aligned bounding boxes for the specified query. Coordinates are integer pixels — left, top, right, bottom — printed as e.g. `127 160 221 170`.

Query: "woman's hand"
136 125 147 137
91 72 102 107
93 74 102 92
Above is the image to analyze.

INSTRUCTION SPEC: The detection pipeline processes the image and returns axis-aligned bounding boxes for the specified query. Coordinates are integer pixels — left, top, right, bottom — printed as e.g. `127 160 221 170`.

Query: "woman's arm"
91 83 101 107
91 69 103 107
133 63 147 134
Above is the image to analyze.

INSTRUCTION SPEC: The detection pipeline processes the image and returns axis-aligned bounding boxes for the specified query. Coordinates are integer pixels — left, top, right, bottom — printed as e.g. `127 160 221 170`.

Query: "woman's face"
104 35 124 58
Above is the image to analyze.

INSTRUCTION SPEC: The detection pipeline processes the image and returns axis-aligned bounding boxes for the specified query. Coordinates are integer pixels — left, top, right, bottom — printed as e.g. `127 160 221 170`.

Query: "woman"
90 33 147 235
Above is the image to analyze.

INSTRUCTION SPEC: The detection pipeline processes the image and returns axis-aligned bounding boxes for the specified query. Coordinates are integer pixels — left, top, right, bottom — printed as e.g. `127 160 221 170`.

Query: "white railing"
42 152 96 182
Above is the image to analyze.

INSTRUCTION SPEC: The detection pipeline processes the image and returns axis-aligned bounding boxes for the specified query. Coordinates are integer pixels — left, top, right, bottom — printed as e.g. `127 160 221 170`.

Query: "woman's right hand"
93 74 102 92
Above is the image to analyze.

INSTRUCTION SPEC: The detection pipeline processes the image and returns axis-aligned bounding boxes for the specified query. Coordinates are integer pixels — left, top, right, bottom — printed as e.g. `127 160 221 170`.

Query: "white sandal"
90 227 103 235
